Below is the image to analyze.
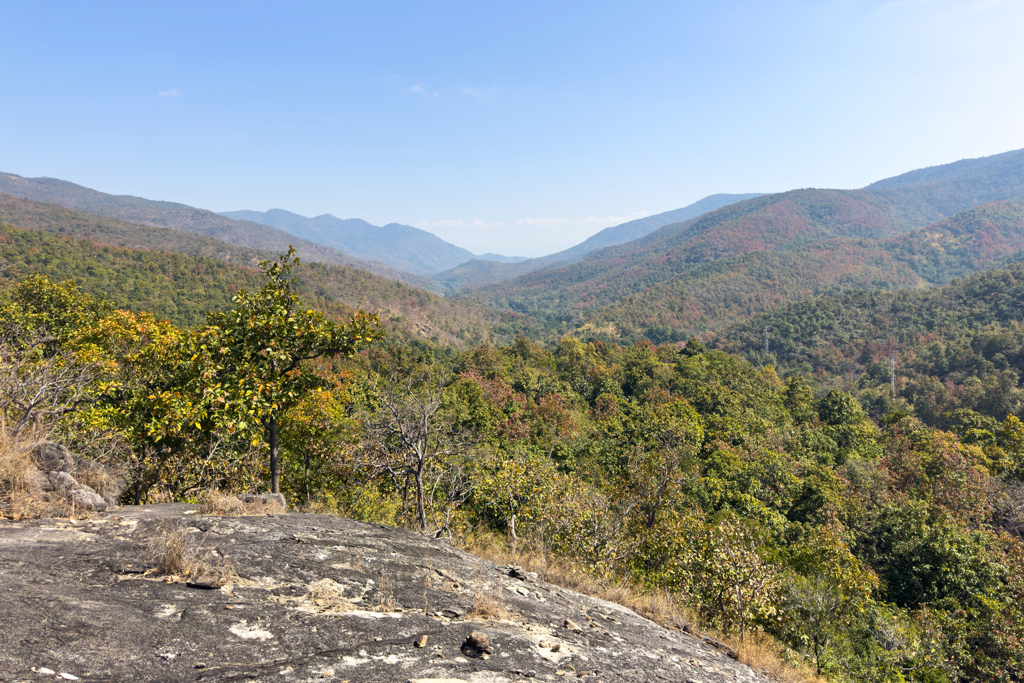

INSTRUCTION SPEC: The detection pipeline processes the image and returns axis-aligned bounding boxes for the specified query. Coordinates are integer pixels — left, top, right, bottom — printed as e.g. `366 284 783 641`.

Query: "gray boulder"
46 471 79 491
31 442 73 472
69 487 108 511
30 441 126 508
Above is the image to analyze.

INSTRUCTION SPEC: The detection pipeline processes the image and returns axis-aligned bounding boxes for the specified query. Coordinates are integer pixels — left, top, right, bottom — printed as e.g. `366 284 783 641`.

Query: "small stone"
415 635 429 648
194 663 207 669
187 573 220 589
465 631 492 653
225 604 234 609
60 675 80 681
37 668 55 675
551 642 562 652
158 652 175 660
320 670 334 678
441 607 463 618
563 618 583 633
509 567 528 580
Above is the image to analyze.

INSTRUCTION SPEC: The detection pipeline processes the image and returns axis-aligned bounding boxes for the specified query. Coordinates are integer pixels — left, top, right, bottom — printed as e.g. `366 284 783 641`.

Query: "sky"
2 1 1023 257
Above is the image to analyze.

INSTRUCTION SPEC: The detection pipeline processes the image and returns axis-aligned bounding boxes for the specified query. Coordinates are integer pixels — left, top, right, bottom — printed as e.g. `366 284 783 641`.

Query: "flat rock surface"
0 505 771 682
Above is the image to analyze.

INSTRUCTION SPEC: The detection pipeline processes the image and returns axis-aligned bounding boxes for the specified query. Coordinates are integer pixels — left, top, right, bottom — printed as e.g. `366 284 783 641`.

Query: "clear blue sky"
2 1 1023 256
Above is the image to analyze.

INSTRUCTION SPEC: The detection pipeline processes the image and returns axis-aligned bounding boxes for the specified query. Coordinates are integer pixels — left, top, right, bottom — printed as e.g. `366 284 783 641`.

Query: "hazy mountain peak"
220 209 523 275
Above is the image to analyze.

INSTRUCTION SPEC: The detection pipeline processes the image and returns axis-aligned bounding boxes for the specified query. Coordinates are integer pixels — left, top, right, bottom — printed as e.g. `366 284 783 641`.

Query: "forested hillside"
0 175 434 289
6 256 1024 681
886 199 1024 283
433 192 764 289
0 214 511 345
469 149 1024 343
719 262 1024 424
0 223 265 327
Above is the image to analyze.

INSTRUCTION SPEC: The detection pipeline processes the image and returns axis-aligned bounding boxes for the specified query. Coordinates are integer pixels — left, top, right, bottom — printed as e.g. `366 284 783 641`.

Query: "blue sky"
2 1 1023 257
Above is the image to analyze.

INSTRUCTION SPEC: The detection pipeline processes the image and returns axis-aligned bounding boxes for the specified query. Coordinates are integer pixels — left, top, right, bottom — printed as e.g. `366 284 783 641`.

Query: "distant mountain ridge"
464 147 1024 342
866 147 1024 191
432 192 764 289
220 208 526 276
0 193 507 345
0 173 440 290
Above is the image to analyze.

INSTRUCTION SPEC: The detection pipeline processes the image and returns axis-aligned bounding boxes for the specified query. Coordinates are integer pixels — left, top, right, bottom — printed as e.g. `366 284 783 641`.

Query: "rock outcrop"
26 442 126 511
0 505 770 682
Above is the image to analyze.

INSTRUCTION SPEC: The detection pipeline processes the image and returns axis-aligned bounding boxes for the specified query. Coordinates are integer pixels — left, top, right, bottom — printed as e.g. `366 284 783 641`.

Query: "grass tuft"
145 521 235 586
195 489 286 516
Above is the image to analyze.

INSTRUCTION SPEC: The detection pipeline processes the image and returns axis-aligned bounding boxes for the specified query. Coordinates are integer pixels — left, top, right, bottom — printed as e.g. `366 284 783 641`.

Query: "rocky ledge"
0 505 770 682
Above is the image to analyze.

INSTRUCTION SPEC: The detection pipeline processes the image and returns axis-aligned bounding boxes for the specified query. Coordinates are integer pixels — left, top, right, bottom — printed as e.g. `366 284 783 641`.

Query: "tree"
0 277 112 438
361 362 476 532
153 248 381 494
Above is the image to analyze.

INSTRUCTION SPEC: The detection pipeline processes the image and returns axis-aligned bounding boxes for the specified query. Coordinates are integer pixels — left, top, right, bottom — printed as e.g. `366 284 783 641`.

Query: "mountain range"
0 172 767 291
459 147 1024 342
0 193 509 345
220 208 526 276
0 173 447 289
3 147 1024 348
430 193 764 289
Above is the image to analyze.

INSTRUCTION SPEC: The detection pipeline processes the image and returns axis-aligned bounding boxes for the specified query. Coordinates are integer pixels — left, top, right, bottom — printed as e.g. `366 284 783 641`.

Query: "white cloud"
410 84 439 98
158 89 183 97
461 84 498 98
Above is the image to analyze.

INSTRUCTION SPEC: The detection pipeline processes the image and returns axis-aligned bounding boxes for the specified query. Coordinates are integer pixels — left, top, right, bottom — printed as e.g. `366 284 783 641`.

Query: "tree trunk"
13 405 35 439
268 416 281 494
304 450 310 505
510 512 518 555
415 464 426 531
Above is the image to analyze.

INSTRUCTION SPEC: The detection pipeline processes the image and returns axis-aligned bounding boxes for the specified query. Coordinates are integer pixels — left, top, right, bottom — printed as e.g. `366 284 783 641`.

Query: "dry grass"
146 521 234 585
307 578 356 612
465 582 514 621
463 532 822 683
147 523 209 577
729 631 827 683
373 567 398 612
72 459 124 505
195 489 286 516
465 533 690 630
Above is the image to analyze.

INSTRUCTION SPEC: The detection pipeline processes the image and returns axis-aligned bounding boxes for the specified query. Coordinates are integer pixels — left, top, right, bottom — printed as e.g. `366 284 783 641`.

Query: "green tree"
154 248 381 493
